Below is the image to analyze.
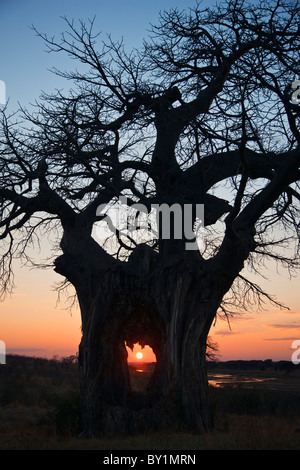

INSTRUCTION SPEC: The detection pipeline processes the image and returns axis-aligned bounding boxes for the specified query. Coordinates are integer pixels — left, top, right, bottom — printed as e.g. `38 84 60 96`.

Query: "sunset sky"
0 0 299 363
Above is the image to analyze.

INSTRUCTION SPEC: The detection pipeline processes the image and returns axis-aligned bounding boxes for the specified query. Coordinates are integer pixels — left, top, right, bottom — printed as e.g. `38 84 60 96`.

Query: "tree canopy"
0 0 299 312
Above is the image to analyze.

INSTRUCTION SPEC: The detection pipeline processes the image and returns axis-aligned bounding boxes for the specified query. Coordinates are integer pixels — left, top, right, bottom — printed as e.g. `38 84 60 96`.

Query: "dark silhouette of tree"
0 0 299 436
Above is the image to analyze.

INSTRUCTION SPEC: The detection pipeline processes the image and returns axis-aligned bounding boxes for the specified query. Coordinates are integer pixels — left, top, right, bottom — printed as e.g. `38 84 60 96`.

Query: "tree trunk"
55 241 224 437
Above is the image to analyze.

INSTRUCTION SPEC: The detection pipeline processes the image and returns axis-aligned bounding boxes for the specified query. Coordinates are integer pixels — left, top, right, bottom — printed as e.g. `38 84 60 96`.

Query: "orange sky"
0 256 299 363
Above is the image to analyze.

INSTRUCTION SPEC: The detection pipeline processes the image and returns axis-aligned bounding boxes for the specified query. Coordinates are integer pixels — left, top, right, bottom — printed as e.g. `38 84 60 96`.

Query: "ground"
0 355 300 450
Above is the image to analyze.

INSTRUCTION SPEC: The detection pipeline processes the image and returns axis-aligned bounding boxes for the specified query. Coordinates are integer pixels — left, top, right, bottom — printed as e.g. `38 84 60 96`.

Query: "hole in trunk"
126 342 157 392
118 302 165 408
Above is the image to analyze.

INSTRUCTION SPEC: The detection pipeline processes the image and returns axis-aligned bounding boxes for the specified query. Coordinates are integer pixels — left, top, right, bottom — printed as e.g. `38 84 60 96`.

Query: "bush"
50 394 80 437
209 385 300 419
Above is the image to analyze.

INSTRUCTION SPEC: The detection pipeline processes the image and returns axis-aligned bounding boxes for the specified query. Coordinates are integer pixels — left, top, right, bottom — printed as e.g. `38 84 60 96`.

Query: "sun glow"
126 343 156 363
136 352 143 359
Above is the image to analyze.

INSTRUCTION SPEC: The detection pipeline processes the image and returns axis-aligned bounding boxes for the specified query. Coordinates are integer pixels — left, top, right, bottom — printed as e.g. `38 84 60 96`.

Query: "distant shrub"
50 393 80 436
0 354 78 407
0 380 25 406
227 389 266 415
209 386 300 419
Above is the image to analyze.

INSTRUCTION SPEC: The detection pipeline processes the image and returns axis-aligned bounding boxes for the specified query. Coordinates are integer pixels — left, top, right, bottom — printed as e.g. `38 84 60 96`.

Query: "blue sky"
0 0 206 112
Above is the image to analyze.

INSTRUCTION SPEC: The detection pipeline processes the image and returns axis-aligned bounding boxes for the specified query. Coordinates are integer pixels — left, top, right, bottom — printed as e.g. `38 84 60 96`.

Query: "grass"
0 355 300 450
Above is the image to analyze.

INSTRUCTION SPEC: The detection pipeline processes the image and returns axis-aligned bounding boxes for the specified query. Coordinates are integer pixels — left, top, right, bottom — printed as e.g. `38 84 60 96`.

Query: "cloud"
214 330 237 336
267 323 300 329
263 337 300 341
7 348 47 353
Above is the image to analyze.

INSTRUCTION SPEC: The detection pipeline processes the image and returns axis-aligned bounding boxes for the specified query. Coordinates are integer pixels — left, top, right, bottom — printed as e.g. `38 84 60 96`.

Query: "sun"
136 352 143 360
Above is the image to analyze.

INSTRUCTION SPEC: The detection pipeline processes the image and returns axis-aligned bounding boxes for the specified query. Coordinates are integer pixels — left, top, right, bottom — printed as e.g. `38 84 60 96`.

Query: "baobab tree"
0 0 299 436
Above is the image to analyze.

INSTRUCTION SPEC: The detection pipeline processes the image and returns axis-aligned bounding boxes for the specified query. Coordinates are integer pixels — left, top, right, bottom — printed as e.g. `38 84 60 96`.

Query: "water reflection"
128 362 156 391
208 373 278 389
208 374 234 387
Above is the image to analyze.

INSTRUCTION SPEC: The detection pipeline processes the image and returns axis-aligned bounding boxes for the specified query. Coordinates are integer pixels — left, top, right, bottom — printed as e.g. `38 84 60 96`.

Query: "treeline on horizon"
207 358 300 371
1 353 299 371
